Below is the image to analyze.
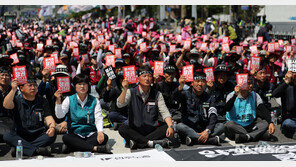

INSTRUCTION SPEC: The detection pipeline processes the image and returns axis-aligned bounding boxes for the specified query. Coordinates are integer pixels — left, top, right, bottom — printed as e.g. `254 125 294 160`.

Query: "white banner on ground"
0 150 174 166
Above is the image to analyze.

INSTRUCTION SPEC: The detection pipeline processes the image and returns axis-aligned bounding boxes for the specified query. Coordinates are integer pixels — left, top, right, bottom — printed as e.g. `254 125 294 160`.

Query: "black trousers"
62 132 108 152
0 117 13 143
118 124 168 148
224 118 268 141
3 131 56 156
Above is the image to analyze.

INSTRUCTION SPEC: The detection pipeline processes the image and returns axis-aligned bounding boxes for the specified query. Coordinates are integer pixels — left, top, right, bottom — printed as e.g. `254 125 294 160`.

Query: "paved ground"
0 123 295 161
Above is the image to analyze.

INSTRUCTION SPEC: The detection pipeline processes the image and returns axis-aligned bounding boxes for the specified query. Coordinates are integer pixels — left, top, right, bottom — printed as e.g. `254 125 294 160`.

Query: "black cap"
0 66 11 75
214 64 229 74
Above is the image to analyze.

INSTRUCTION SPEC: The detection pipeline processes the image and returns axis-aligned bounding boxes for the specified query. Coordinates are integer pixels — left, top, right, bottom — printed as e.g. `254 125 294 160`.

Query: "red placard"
91 40 99 48
236 46 243 54
291 39 296 46
203 35 209 42
182 65 194 82
115 48 122 58
139 42 147 52
85 33 90 40
142 32 147 38
200 42 208 52
57 76 71 93
73 47 79 56
16 42 23 48
222 43 230 53
176 35 182 43
13 66 28 85
278 40 284 46
286 45 292 53
250 45 258 55
81 54 90 63
183 40 191 50
195 42 201 49
127 35 133 43
43 57 56 73
123 65 137 84
250 56 261 71
50 53 59 64
169 45 176 53
105 55 115 67
70 42 78 48
274 42 280 51
214 42 220 49
236 74 249 90
160 44 167 52
108 45 115 53
97 35 104 43
66 35 72 41
222 36 229 44
153 61 164 76
36 43 44 51
159 35 164 42
257 36 263 44
46 39 52 46
10 53 19 64
105 40 111 47
267 43 275 53
203 67 215 82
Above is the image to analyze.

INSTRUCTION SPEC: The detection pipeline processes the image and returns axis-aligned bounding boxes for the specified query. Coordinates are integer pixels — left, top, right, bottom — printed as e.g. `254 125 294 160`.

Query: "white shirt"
55 94 104 135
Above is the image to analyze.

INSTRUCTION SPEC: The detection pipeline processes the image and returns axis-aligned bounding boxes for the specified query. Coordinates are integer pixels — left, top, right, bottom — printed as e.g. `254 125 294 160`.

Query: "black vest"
129 86 160 135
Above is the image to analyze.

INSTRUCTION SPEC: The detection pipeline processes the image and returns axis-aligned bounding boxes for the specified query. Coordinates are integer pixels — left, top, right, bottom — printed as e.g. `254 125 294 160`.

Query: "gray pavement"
0 123 295 161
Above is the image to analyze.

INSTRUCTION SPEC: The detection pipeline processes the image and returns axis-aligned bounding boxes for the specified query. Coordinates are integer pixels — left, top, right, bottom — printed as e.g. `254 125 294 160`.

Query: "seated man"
272 71 296 138
0 67 14 142
225 77 275 143
175 72 224 146
117 66 174 149
3 77 56 157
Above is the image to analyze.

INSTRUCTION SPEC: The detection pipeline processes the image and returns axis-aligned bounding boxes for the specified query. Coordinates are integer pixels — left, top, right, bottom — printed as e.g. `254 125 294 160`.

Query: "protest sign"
123 65 137 84
57 76 71 93
182 65 194 82
13 66 28 85
153 61 164 76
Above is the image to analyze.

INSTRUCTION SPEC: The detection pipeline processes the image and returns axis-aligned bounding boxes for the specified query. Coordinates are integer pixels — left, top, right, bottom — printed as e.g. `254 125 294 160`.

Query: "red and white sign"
57 77 71 93
51 53 59 64
222 43 230 53
182 65 194 82
183 40 191 50
85 33 90 40
169 45 176 53
176 35 182 43
105 40 111 47
153 61 164 76
46 39 53 46
203 35 209 42
66 35 72 41
127 35 133 43
159 35 164 42
108 45 115 53
236 46 243 54
81 54 90 63
43 57 56 73
115 48 122 58
195 42 201 49
203 67 215 82
278 40 284 46
286 45 292 53
13 66 28 85
200 42 208 52
274 42 280 51
142 32 147 38
37 43 44 51
70 42 78 48
257 37 263 44
140 42 147 52
267 43 275 53
16 42 23 48
10 53 19 64
91 40 99 48
160 44 167 52
236 74 249 90
105 55 115 67
250 56 261 71
291 39 296 46
222 36 229 44
123 65 137 84
214 42 220 49
250 45 258 55
73 47 79 56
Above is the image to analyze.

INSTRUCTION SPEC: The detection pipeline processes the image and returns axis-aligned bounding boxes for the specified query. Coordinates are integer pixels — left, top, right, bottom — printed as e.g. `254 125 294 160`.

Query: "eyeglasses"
0 74 11 78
